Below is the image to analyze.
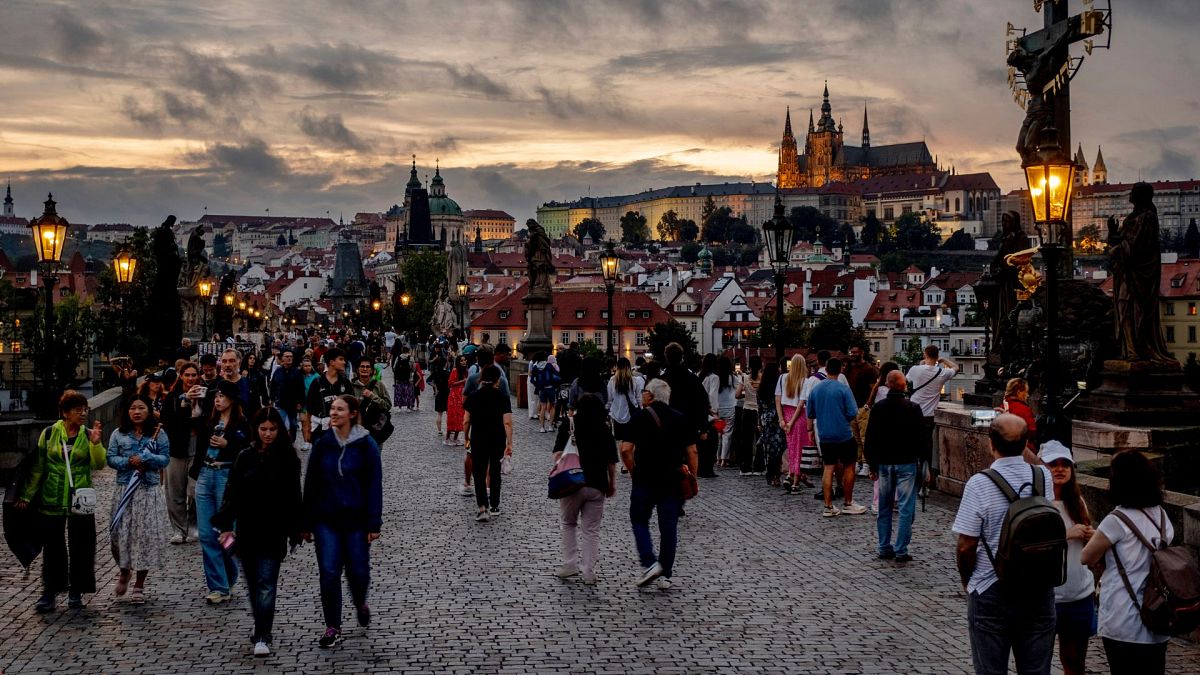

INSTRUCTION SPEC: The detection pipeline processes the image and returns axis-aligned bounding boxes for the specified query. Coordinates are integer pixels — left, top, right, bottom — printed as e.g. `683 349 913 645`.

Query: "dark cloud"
189 138 290 181
296 108 365 151
1146 148 1198 182
607 43 821 75
244 43 401 91
173 48 270 101
159 91 211 125
120 96 163 132
446 66 512 98
51 8 105 62
0 51 127 79
534 86 630 123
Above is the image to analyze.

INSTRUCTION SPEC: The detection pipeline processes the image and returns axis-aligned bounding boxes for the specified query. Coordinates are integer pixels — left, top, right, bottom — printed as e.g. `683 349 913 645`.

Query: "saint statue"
431 283 458 336
525 219 555 298
1107 183 1174 364
1007 28 1072 165
447 239 468 298
987 211 1026 345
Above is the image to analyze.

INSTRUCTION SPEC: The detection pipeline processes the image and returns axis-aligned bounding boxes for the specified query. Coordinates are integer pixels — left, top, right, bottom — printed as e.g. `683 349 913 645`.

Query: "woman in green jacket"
15 390 106 612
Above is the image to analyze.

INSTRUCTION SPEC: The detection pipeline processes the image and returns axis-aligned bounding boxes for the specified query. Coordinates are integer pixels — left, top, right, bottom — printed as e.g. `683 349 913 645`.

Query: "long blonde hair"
785 355 808 399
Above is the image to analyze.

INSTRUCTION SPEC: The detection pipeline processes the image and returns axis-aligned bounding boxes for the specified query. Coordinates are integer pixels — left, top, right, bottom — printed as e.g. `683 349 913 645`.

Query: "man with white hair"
620 377 698 590
864 370 925 563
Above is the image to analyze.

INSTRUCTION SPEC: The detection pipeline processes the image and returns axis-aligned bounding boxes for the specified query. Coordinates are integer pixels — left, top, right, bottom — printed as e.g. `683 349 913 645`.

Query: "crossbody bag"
62 437 97 516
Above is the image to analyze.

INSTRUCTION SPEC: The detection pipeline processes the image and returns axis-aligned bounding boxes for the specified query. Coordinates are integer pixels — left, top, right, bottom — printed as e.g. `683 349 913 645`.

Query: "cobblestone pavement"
2 374 1198 674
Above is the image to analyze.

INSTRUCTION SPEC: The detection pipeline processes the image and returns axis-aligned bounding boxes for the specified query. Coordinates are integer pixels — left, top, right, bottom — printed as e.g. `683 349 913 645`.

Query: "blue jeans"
875 463 918 556
629 484 682 578
195 467 239 594
967 582 1055 675
313 523 371 629
241 554 281 643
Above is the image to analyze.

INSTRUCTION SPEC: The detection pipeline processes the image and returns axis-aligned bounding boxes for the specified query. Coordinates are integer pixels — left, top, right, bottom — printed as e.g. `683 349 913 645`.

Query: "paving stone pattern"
1 371 1198 674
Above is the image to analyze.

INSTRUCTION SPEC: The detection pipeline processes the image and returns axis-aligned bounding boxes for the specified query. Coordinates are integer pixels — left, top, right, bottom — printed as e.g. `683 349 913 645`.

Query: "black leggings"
41 513 97 595
472 446 503 509
1102 638 1167 675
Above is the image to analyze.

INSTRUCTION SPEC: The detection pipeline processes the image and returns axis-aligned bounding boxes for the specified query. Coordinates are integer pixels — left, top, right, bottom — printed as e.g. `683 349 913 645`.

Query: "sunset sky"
0 0 1196 226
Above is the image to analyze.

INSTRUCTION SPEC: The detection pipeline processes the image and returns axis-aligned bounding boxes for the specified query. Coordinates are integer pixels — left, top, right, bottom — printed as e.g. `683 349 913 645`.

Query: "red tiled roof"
925 271 980 293
1078 180 1200 197
473 286 670 330
943 172 1000 192
865 289 922 324
1100 259 1200 298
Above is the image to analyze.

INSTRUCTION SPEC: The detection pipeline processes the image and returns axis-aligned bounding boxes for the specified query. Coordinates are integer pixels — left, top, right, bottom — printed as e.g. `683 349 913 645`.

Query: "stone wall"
0 384 128 484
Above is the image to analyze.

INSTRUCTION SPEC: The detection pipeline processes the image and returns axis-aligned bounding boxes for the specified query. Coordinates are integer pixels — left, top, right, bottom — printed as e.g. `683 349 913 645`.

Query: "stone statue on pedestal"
1107 182 1174 364
431 283 457 336
525 219 555 298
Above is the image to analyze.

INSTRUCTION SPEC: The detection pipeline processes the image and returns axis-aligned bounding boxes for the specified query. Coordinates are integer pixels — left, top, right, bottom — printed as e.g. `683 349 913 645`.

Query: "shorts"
537 387 556 404
819 439 857 465
1055 595 1097 638
612 419 634 441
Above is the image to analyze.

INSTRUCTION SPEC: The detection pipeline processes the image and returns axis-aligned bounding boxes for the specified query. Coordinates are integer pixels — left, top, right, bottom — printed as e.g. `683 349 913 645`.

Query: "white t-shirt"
798 369 848 403
1053 500 1095 604
906 363 957 417
775 373 804 408
384 331 397 349
1096 506 1175 644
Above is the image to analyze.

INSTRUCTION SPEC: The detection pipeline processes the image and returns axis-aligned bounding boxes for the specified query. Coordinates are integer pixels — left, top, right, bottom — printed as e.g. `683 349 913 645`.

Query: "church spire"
862 104 870 150
808 108 814 133
783 106 793 138
777 106 801 189
818 79 834 132
406 155 421 192
1093 145 1108 185
3 182 12 218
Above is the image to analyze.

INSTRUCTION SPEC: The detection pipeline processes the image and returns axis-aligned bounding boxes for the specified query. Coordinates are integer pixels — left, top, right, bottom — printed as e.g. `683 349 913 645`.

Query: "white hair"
644 378 671 403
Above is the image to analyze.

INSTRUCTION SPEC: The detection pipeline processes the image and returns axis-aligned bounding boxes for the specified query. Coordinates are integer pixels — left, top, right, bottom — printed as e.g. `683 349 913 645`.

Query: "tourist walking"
15 391 105 612
952 412 1056 674
554 393 617 584
137 373 166 419
712 356 738 468
1003 377 1038 460
905 345 957 488
806 358 867 516
351 356 392 440
445 355 468 446
863 371 924 562
734 357 761 475
429 351 450 435
463 365 513 521
268 349 304 440
212 407 303 657
162 362 206 543
302 347 354 450
756 361 787 487
392 351 416 410
301 395 383 649
621 378 699 590
661 343 711 478
606 357 644 471
1038 441 1095 675
106 395 170 604
776 355 812 493
190 379 251 604
1081 450 1175 675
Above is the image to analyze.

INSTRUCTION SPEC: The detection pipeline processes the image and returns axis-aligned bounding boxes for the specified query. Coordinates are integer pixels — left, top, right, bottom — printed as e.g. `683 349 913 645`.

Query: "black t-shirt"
463 385 511 449
630 402 697 488
305 373 355 418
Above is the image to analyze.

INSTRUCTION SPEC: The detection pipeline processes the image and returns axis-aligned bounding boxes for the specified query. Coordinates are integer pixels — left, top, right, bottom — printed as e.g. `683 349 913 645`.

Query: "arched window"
954 198 960 212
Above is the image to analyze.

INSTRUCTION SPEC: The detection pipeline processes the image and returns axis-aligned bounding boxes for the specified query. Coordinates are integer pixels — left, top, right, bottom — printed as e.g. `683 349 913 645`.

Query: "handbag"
62 440 97 516
547 418 586 499
501 454 515 475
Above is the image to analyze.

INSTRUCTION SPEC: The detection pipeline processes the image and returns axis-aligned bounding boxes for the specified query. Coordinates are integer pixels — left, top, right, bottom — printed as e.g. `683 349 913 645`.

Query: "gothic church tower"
776 107 801 189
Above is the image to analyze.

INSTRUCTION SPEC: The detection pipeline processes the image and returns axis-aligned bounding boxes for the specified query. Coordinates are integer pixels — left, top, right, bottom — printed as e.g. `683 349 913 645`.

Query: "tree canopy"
860 213 884 247
574 217 606 242
647 319 698 361
941 228 975 251
619 211 649 244
808 305 864 352
893 212 941 251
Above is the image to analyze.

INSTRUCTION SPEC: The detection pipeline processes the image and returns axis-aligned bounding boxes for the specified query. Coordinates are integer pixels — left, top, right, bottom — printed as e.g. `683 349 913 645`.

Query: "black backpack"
981 465 1067 586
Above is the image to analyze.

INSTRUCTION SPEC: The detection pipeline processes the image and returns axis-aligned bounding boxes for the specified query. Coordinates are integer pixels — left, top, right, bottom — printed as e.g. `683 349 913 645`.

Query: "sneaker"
34 594 56 613
356 603 371 627
488 507 501 517
878 550 896 560
205 591 231 604
636 562 663 587
842 502 868 515
821 505 841 518
740 471 752 476
556 565 580 579
460 484 474 496
475 510 490 522
582 571 597 586
169 533 186 545
894 554 914 564
655 577 673 590
317 627 342 649
253 640 270 657
67 592 84 609
187 527 199 540
856 462 870 477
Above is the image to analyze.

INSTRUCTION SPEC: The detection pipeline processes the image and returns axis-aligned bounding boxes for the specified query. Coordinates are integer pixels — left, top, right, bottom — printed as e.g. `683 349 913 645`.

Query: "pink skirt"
782 405 810 476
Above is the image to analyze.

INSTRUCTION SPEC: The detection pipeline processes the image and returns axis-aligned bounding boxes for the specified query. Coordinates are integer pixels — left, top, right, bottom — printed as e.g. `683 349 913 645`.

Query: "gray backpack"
980 465 1067 586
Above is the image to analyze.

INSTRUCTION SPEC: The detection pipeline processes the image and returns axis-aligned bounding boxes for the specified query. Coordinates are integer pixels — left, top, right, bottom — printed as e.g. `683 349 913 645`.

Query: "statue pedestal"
1071 359 1198 427
520 293 554 359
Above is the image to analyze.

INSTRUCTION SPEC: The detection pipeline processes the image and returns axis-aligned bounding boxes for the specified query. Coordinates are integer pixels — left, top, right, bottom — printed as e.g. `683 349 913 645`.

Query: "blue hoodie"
302 424 383 533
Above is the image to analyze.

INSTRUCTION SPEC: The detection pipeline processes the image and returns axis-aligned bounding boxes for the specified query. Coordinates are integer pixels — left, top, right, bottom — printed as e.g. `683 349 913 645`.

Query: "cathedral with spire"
777 81 938 189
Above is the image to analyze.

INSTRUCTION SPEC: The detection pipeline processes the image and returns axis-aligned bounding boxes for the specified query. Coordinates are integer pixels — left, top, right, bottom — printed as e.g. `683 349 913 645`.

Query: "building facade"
465 209 516 241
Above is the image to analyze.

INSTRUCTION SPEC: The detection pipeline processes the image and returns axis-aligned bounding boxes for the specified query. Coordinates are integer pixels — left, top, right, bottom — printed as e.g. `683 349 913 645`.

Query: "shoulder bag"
646 406 698 501
547 417 586 499
62 439 97 516
1112 508 1200 635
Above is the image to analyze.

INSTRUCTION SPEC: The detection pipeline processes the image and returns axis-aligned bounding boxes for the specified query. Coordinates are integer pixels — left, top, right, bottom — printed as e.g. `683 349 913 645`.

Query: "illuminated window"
635 332 646 346
1190 302 1197 316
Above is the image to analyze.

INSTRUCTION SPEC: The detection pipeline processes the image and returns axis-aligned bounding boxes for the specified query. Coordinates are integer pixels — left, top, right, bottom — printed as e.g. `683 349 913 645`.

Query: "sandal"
114 573 129 597
130 587 145 604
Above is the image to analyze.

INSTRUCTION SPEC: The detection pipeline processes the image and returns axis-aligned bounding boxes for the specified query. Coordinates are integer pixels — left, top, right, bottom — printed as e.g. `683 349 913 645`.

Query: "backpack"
980 465 1067 586
535 364 559 389
395 358 411 382
1111 509 1200 636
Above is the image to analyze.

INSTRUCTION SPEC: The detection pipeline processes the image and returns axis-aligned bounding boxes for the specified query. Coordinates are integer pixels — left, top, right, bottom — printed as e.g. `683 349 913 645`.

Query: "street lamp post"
113 245 138 344
456 277 468 339
1023 128 1076 445
29 194 69 415
761 194 795 365
600 242 620 357
198 278 212 338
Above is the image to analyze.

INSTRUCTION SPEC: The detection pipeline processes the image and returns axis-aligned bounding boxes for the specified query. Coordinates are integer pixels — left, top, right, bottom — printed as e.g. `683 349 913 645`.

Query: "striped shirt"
951 456 1054 594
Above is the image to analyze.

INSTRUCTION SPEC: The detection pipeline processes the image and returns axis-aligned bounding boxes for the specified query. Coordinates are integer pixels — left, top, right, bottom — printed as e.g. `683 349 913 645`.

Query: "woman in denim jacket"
106 395 170 604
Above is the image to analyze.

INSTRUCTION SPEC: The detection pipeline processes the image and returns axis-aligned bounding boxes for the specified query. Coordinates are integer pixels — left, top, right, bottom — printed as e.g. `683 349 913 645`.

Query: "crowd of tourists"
9 326 1195 673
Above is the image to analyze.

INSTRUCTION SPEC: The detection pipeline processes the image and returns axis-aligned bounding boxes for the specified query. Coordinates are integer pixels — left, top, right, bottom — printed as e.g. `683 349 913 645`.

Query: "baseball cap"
1038 440 1073 465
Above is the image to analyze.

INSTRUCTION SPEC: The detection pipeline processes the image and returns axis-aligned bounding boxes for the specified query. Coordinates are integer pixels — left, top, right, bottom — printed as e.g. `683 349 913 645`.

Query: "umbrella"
109 471 141 535
3 450 44 570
